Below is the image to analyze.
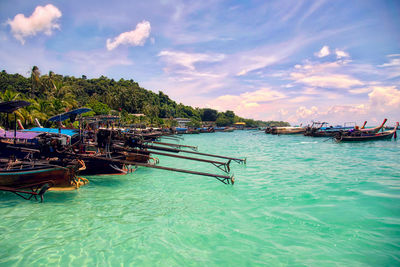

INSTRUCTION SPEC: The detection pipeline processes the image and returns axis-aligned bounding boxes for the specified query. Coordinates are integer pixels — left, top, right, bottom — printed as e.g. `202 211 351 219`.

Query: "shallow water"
1 131 400 266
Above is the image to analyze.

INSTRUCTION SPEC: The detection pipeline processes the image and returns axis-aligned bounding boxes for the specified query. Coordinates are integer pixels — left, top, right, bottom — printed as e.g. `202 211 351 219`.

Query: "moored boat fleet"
265 119 398 142
0 101 245 202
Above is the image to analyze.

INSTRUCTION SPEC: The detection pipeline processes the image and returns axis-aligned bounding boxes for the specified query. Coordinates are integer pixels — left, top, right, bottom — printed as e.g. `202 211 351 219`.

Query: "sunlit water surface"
1 131 400 266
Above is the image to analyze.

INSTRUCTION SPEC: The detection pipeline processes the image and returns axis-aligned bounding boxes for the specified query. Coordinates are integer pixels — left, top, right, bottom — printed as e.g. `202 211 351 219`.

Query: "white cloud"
279 109 289 116
315 45 330 58
302 87 319 95
207 87 286 116
325 104 367 116
290 61 364 89
349 87 372 94
106 20 151 51
296 106 319 119
368 86 400 111
158 50 225 70
335 49 349 59
291 72 363 88
287 86 400 124
376 55 400 79
378 58 400 68
291 104 369 124
288 96 313 103
7 4 62 44
236 55 279 76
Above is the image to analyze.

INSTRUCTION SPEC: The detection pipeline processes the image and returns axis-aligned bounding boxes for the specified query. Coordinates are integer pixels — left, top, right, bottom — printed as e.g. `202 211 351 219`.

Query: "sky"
0 0 399 125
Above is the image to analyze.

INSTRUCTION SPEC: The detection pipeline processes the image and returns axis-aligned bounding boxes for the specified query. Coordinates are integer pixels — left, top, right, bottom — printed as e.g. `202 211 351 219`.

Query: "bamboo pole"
143 144 246 164
84 154 234 184
121 147 230 173
148 141 198 151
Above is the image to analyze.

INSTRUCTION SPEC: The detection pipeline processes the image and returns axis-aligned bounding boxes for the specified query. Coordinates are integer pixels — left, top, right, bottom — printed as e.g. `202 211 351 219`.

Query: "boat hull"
0 165 75 188
337 132 395 142
77 156 127 175
267 127 305 135
272 129 305 135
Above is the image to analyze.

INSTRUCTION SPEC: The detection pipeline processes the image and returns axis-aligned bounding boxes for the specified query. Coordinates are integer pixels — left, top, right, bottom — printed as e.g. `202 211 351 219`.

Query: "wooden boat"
223 127 235 132
0 103 89 201
335 122 398 142
0 160 78 188
304 122 357 137
270 126 305 135
0 159 86 201
359 119 387 134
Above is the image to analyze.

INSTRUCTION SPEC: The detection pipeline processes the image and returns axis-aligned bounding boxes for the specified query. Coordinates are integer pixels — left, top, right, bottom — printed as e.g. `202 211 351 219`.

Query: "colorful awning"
0 129 43 139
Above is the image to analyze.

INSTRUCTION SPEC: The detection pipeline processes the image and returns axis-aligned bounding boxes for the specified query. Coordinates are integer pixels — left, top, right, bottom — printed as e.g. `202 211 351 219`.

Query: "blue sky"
0 0 399 125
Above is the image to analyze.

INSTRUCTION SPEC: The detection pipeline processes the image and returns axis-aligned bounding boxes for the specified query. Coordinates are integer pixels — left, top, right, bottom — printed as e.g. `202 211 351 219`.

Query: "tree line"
0 67 289 129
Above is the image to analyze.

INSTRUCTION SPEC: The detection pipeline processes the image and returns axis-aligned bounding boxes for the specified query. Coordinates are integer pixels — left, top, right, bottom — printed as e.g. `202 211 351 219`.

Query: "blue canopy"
48 108 91 122
175 127 187 132
24 127 79 137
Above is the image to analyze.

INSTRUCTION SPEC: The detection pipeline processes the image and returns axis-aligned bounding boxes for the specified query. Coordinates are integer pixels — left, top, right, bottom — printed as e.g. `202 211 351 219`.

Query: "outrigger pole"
160 135 184 141
117 146 231 173
148 141 198 151
142 144 246 164
0 181 52 202
88 155 235 185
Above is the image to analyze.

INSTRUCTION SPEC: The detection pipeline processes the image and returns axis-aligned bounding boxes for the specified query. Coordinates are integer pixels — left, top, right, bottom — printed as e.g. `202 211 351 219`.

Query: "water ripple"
1 131 399 266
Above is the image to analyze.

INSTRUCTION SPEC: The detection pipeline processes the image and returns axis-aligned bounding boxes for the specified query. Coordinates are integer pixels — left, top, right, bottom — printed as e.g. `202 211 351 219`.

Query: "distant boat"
175 127 188 134
269 126 305 135
305 121 357 137
335 122 398 142
223 127 235 132
214 127 226 132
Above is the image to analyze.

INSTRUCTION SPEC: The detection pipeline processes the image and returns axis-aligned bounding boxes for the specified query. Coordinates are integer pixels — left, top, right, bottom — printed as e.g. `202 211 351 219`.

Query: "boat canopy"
0 101 31 113
24 127 79 137
48 108 92 122
0 129 43 139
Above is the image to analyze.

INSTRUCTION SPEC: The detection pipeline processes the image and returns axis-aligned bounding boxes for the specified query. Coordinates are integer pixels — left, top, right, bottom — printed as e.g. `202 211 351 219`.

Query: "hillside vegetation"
0 67 289 128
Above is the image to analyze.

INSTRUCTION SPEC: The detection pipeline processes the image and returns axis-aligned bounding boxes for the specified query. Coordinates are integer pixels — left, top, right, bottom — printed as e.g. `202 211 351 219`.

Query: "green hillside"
0 67 289 128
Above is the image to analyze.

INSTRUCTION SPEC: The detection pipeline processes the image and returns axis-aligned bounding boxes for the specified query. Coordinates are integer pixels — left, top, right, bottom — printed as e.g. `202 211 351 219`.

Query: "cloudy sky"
0 0 399 125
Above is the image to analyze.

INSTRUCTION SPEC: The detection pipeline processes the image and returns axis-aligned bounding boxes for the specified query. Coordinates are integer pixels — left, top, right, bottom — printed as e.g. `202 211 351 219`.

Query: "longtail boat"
304 122 357 137
0 102 89 201
335 122 398 142
3 108 244 186
359 118 387 134
269 126 305 135
0 159 81 188
0 159 86 201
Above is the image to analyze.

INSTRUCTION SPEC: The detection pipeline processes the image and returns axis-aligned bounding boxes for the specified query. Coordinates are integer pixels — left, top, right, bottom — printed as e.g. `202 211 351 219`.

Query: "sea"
1 130 400 266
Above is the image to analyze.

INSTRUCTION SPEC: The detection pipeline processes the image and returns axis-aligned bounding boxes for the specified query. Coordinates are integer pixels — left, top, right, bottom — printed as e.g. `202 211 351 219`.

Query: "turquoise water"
1 131 400 266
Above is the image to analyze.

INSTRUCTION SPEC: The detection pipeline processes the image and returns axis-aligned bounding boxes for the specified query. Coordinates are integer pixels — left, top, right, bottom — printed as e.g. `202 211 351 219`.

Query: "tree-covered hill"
0 67 289 128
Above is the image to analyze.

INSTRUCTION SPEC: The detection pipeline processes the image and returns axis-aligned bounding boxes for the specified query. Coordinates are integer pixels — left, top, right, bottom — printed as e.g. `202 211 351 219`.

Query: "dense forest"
0 67 289 129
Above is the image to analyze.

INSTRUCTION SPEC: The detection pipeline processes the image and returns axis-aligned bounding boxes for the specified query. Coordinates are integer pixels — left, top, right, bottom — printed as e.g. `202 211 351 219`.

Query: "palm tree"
40 70 58 96
49 81 78 112
20 99 48 127
0 89 23 129
30 66 41 97
0 88 20 102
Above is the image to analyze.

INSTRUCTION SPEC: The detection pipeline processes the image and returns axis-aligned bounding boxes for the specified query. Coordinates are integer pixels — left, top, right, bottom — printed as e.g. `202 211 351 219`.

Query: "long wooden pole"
143 144 246 164
148 141 198 150
85 154 234 184
122 147 230 172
